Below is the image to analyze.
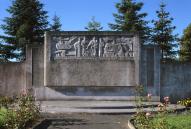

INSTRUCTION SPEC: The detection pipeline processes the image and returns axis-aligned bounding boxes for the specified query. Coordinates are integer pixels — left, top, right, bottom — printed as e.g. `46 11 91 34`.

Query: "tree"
85 17 103 31
109 0 150 43
50 14 62 31
0 0 48 61
180 23 191 61
0 36 19 62
151 2 178 59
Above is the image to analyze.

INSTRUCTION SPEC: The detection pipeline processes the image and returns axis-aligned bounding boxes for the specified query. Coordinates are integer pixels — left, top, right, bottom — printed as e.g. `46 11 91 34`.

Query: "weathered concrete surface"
161 62 191 102
41 114 130 129
38 100 185 114
0 63 26 96
45 60 136 87
32 45 44 87
140 45 161 96
44 32 140 87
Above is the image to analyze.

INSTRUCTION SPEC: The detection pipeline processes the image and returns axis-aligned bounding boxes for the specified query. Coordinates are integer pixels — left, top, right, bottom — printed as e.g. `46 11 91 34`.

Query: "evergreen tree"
151 2 178 59
85 17 103 31
180 23 191 61
109 0 150 43
0 0 48 61
50 14 62 31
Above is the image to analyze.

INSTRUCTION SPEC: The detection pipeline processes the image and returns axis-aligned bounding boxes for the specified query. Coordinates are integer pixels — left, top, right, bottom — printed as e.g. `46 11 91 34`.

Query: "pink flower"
164 96 170 102
146 112 151 117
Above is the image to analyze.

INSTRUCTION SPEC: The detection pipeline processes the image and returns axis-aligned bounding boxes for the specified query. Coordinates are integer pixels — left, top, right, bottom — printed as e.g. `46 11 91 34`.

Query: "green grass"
153 114 191 129
0 107 7 127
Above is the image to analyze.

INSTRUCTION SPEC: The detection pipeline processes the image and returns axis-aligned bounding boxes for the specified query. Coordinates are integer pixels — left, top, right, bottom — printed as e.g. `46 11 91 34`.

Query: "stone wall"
161 62 191 102
34 31 142 100
0 31 191 102
44 32 140 87
0 63 26 96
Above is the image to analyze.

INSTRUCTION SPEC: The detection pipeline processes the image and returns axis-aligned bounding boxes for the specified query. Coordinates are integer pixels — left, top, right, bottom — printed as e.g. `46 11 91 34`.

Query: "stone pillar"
133 34 141 85
140 45 161 97
44 32 51 87
154 45 161 96
25 45 33 92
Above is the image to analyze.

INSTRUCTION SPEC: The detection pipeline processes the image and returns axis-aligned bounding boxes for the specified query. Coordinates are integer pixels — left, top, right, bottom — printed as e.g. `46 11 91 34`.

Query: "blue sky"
0 0 191 37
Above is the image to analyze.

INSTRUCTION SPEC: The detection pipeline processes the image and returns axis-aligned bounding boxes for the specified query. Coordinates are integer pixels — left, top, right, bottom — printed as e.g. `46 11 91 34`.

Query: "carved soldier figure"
87 37 98 57
117 44 125 57
81 37 87 57
55 37 62 50
55 37 67 58
99 38 105 57
74 37 81 57
103 39 116 57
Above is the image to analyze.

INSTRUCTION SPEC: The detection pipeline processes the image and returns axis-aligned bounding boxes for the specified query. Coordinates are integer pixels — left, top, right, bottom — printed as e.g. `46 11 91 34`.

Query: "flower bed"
178 98 191 107
131 85 189 129
0 91 40 129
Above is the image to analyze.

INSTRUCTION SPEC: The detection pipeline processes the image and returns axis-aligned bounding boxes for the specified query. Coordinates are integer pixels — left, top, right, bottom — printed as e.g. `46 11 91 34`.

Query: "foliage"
0 96 14 108
180 23 191 62
0 92 40 129
134 112 153 129
0 37 18 62
178 98 191 107
133 85 171 129
0 107 7 128
135 85 147 106
109 0 150 43
50 14 62 31
0 0 48 61
85 17 103 31
134 85 153 129
151 2 178 59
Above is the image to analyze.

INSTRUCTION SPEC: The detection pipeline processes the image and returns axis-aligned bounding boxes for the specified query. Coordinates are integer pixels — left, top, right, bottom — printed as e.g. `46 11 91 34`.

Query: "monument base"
34 86 160 101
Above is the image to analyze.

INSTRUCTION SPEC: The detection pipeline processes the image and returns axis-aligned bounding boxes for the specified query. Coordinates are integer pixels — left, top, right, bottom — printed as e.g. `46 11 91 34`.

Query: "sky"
0 0 191 37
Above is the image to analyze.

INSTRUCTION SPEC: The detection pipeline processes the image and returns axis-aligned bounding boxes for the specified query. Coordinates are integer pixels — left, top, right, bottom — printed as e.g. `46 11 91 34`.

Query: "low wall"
161 62 191 102
0 63 26 96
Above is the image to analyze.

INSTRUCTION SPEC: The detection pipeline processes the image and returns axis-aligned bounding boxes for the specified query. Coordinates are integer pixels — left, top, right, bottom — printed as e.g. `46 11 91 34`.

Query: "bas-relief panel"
51 36 134 59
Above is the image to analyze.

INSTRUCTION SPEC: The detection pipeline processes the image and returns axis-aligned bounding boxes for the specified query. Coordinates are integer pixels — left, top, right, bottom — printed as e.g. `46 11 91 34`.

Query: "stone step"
37 101 186 114
40 106 185 114
38 101 160 108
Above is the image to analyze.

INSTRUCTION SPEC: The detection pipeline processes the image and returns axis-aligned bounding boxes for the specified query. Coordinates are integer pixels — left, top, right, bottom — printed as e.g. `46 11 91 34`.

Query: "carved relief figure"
98 38 105 57
55 36 77 57
81 37 88 57
115 38 134 57
87 37 98 57
103 38 116 57
74 38 81 57
53 35 134 58
55 37 67 57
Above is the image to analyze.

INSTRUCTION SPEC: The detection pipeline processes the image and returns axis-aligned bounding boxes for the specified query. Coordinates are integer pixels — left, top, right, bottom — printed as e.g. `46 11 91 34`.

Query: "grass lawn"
153 113 191 129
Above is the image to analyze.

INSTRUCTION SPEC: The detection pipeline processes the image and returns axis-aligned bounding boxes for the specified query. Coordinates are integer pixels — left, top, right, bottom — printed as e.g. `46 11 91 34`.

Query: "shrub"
1 92 40 129
0 96 14 108
177 98 191 107
133 85 171 129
